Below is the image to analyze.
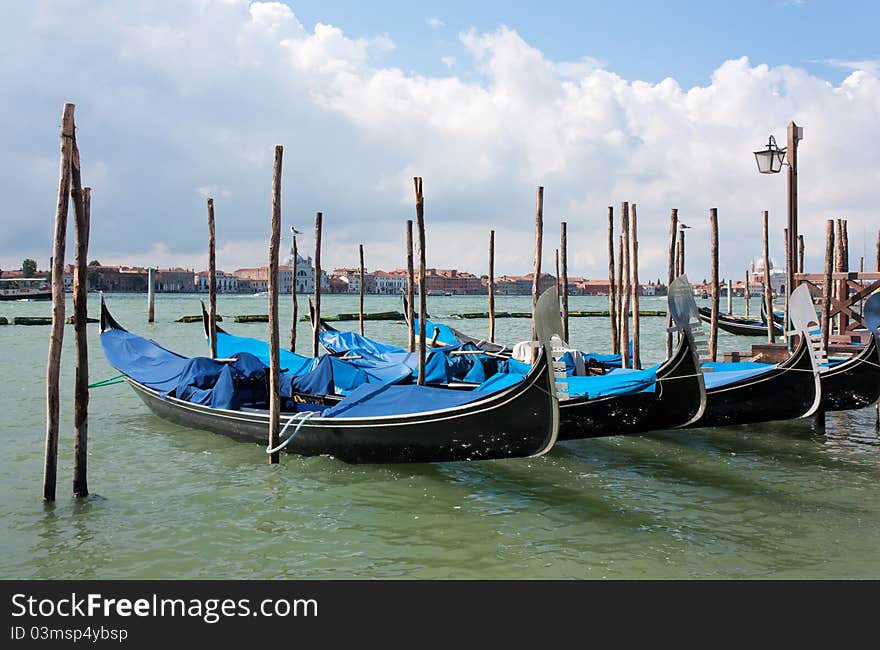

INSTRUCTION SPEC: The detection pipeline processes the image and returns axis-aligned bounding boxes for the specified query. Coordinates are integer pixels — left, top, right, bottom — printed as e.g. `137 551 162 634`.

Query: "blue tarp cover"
321 381 493 419
413 317 458 346
101 329 191 396
319 328 404 358
701 361 777 390
562 365 658 398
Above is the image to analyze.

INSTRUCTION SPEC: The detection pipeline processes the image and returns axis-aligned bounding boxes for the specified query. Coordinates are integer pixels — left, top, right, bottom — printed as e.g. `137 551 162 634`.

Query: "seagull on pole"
291 226 303 235
679 222 691 230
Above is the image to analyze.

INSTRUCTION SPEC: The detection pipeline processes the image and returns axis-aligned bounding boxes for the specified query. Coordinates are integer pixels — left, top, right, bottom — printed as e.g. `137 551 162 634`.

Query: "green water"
1 293 878 579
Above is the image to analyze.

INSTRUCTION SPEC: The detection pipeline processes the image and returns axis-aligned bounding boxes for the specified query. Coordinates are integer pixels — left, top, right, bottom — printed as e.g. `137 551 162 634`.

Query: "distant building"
156 268 195 293
234 255 326 294
195 270 238 293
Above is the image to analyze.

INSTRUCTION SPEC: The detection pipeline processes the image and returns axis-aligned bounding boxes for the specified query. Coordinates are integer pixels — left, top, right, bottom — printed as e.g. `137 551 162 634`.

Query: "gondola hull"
110 298 559 465
698 307 782 337
689 337 820 428
819 335 880 411
558 330 704 439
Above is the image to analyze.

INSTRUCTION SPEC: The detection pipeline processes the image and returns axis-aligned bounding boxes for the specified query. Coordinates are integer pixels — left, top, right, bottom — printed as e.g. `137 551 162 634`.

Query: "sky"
1 0 879 282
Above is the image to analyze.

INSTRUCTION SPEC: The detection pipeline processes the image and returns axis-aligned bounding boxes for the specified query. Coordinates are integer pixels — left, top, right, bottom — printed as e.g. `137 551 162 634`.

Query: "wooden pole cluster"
560 221 569 344
708 208 719 362
619 202 631 368
414 178 427 384
358 244 365 336
43 103 75 502
267 145 283 465
207 198 217 359
488 229 495 342
630 205 641 369
290 230 298 352
665 209 678 358
147 268 155 322
312 212 323 357
71 143 90 499
530 186 544 355
607 206 619 354
762 210 774 343
406 220 415 352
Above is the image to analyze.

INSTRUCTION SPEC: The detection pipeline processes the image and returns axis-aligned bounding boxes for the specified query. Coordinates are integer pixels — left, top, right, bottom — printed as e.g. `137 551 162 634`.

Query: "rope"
88 373 125 388
266 411 318 454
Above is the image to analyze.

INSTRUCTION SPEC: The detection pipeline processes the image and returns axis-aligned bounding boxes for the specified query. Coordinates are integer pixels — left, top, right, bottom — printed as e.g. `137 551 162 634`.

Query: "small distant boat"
0 278 51 301
253 291 269 298
698 307 783 337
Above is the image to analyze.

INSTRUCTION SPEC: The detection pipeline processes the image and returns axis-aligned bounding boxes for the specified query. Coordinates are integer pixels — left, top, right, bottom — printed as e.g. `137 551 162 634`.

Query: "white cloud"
2 1 879 289
821 58 880 76
441 56 456 69
425 17 445 30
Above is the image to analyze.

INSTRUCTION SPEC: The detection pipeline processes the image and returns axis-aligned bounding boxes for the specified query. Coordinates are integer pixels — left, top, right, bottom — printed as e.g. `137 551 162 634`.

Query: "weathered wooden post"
821 220 834 357
268 145 283 465
555 249 560 297
678 226 687 276
762 210 774 343
207 198 217 359
147 268 155 323
783 227 791 345
798 234 805 274
607 206 619 354
414 178 427 384
876 229 880 272
630 204 641 369
43 102 75 502
727 279 733 315
290 228 298 352
530 186 544 359
676 238 683 278
665 208 678 358
71 140 90 498
488 229 496 342
312 211 323 357
358 244 365 336
708 208 719 362
560 221 569 343
834 219 845 336
620 202 630 368
745 270 751 318
406 220 415 352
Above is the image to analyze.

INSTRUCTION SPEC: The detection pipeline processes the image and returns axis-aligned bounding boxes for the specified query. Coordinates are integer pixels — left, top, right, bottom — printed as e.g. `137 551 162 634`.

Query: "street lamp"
753 135 786 174
755 122 803 343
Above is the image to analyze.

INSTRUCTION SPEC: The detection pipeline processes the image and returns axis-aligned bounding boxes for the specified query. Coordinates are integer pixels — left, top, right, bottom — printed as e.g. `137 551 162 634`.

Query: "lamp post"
754 122 803 332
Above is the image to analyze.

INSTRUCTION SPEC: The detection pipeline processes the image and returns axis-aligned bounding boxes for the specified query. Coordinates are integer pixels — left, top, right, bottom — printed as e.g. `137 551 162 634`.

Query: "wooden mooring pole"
414 178 427 384
745 270 751 318
312 211 323 357
488 229 495 342
630 204 641 369
560 221 569 344
358 244 365 336
727 279 733 315
530 187 544 357
207 198 217 359
762 210 774 343
71 141 90 498
406 220 415 352
798 234 805 274
607 206 618 355
708 208 719 362
620 202 630 368
665 208 678 358
876 229 880 272
290 228 297 352
821 220 834 358
268 145 283 464
43 102 75 502
147 268 155 323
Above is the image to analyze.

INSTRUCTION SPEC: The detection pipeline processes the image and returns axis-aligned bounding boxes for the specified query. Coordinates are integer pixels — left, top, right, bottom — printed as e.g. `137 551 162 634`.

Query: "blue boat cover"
702 362 777 390
562 365 658 398
321 381 495 419
413 317 458 346
319 328 405 357
101 329 191 396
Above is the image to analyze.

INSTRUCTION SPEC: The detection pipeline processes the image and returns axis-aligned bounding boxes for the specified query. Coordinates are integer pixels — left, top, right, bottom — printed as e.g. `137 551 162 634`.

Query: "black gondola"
101 296 560 464
555 276 706 439
687 284 822 428
698 306 783 337
818 291 880 411
400 295 513 355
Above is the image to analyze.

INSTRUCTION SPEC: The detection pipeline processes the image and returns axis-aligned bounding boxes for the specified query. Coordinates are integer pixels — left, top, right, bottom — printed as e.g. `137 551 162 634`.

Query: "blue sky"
1 0 878 280
286 0 879 86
